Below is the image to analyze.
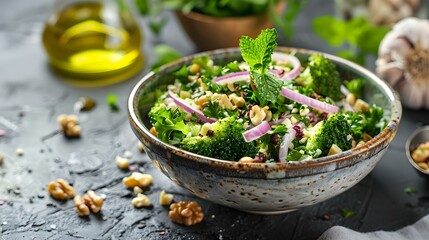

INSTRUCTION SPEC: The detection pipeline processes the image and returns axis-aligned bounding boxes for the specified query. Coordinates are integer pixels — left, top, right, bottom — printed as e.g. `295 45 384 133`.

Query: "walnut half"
73 190 104 217
169 201 204 226
47 179 75 201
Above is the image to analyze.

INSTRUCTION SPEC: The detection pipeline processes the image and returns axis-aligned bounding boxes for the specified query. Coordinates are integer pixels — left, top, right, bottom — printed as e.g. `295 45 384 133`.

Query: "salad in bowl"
147 29 386 163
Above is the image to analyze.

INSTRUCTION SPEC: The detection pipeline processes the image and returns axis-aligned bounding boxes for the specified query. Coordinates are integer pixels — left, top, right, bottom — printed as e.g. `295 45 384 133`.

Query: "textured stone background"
1 1 429 239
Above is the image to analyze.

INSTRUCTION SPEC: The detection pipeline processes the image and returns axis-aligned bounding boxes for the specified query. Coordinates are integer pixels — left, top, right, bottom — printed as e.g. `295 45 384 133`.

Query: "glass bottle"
42 0 144 87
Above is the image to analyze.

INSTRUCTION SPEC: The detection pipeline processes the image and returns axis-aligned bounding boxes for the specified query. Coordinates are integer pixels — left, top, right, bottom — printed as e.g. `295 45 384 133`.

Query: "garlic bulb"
376 17 429 109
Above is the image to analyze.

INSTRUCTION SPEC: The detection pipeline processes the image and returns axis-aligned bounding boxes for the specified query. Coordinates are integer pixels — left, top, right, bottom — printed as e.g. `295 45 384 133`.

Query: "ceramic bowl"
128 47 402 214
406 126 429 177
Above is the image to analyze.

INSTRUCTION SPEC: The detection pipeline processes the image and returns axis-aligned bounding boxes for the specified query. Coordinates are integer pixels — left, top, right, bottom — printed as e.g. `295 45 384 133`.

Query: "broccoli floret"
296 55 342 100
179 117 259 161
306 113 353 156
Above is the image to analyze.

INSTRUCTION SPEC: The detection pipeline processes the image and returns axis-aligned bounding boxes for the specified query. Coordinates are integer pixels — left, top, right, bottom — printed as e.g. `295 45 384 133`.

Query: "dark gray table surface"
1 1 429 239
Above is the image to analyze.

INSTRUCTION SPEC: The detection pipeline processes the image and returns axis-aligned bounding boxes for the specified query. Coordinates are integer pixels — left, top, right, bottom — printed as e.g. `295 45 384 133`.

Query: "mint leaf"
251 71 282 102
239 28 282 103
239 28 278 71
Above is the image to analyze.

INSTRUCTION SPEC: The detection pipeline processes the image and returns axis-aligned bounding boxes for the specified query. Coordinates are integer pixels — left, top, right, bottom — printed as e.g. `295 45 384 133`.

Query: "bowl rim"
128 47 402 172
405 125 429 175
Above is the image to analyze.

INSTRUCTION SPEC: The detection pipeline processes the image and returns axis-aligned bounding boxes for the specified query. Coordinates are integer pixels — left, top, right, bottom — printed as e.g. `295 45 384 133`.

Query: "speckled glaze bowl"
128 47 402 214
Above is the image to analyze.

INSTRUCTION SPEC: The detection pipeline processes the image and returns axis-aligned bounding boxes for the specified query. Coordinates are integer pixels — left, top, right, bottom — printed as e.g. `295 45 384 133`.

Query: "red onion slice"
242 121 271 142
272 52 302 80
167 90 216 123
213 71 250 85
281 88 339 113
278 128 297 162
0 129 5 137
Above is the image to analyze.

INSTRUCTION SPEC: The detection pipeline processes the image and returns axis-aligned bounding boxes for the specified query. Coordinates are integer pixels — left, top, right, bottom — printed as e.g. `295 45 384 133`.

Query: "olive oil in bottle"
42 0 143 87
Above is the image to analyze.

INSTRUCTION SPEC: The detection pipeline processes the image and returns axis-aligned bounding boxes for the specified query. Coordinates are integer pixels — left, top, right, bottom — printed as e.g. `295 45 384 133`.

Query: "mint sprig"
239 28 282 103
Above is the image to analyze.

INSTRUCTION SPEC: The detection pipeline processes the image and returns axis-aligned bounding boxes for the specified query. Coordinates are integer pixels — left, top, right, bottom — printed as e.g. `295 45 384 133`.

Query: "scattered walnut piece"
57 114 81 138
169 201 204 226
133 186 143 194
47 179 75 200
74 195 90 217
0 153 4 165
83 190 104 213
115 156 129 170
131 193 151 208
122 172 153 188
159 190 174 206
73 190 103 217
16 148 24 156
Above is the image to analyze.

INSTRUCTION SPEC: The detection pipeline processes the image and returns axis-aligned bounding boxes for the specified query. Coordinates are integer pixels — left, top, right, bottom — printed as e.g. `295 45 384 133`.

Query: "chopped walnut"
212 93 235 110
57 114 81 138
249 105 272 125
74 195 90 217
131 193 151 208
115 156 129 170
159 190 174 206
228 93 245 108
0 153 4 165
353 99 370 113
47 179 75 200
83 190 104 213
189 63 201 74
133 186 143 194
195 95 209 109
123 172 153 188
169 201 204 226
150 127 158 137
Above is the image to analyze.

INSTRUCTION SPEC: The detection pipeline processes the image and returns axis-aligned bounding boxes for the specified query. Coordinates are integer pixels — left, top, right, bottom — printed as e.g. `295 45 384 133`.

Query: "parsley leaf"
107 93 120 111
239 28 282 103
148 106 191 145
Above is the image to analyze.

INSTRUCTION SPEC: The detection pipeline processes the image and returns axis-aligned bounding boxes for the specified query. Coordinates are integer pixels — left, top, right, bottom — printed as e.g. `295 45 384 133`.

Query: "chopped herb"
404 187 417 194
340 208 356 219
107 94 120 111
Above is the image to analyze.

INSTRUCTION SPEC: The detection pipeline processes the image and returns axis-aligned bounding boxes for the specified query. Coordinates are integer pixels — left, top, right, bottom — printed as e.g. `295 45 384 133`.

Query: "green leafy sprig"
239 28 282 103
312 16 390 65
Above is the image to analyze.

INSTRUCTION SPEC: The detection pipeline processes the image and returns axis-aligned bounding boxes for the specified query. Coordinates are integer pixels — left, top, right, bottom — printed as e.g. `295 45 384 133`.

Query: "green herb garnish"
107 94 120 111
340 208 356 219
239 28 282 103
404 187 417 194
